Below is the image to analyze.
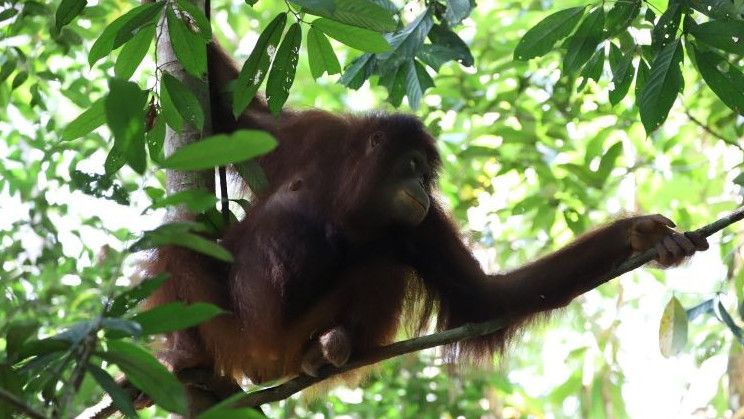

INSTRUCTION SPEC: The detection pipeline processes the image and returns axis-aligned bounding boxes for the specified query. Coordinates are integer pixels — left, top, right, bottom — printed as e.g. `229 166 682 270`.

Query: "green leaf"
716 300 744 342
89 1 164 66
114 24 154 80
563 7 605 74
97 340 187 414
267 23 302 114
166 6 207 77
659 296 688 357
563 207 586 234
312 18 391 53
634 57 649 105
162 72 205 130
175 0 212 42
418 24 474 69
605 0 641 37
608 43 634 105
233 159 269 194
289 0 396 32
307 27 341 78
694 45 744 115
0 365 23 418
11 70 28 90
0 58 15 83
596 141 623 183
379 10 432 68
6 320 39 363
689 19 744 55
159 78 184 132
130 223 234 262
639 39 683 133
690 0 737 19
87 363 138 418
150 189 218 213
61 98 105 141
105 79 148 174
199 407 266 419
578 48 604 90
160 130 277 170
55 0 87 29
17 338 70 362
686 298 715 321
108 274 170 317
132 302 224 335
101 318 143 339
651 2 681 50
514 6 586 61
382 65 406 107
147 115 166 162
339 53 375 89
444 0 472 26
404 60 434 109
105 144 127 175
233 13 287 117
0 8 18 23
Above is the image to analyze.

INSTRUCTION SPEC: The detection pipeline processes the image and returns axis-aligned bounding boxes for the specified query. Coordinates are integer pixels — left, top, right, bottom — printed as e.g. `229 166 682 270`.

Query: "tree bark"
157 0 214 221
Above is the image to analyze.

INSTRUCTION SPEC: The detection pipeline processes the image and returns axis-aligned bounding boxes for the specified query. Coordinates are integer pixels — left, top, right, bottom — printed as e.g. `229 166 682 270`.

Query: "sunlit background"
2 0 743 417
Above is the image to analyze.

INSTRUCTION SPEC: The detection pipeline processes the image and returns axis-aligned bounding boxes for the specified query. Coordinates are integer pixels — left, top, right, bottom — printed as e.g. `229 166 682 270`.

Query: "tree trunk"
156 0 214 221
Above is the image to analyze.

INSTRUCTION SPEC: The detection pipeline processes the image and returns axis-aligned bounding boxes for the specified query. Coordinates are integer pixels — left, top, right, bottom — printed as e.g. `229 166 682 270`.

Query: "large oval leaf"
266 23 302 115
694 45 744 115
61 98 105 141
114 24 154 80
105 79 148 174
651 2 682 50
88 1 164 66
233 13 287 117
132 302 224 335
86 363 138 418
513 6 586 61
175 0 212 42
55 0 86 29
149 189 218 213
161 72 204 130
129 223 234 262
160 130 277 170
605 0 641 37
289 0 396 32
166 6 207 77
639 39 683 133
562 7 605 74
307 26 341 78
97 340 187 414
608 43 635 105
312 18 391 53
690 19 744 55
659 296 688 357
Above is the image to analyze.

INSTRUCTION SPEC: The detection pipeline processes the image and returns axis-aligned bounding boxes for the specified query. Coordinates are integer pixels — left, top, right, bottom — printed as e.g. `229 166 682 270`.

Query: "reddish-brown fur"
143 40 709 390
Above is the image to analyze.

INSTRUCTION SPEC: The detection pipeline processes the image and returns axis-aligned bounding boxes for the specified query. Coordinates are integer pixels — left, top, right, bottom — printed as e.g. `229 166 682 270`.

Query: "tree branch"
684 109 743 152
87 207 744 418
0 387 46 419
223 206 744 408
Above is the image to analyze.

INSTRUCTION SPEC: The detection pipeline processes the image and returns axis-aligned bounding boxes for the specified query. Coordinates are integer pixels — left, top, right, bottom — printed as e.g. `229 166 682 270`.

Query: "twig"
0 387 46 419
221 206 744 408
684 109 743 152
588 205 744 290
